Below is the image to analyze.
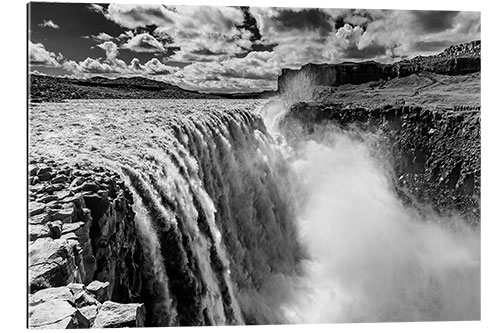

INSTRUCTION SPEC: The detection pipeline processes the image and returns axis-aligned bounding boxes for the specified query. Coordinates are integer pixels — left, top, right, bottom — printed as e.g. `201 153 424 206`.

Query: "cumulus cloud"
97 41 119 61
90 32 114 42
156 6 250 61
105 4 173 29
103 5 250 62
172 51 281 92
29 41 61 67
143 58 178 75
38 20 60 29
40 6 480 93
121 33 165 53
62 52 179 78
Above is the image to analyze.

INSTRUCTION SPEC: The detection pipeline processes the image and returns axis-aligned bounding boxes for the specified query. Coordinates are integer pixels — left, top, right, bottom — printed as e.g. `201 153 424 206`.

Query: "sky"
28 2 481 93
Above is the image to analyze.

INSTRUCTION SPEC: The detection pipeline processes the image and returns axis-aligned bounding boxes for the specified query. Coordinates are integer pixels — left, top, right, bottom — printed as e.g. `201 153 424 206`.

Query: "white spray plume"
257 102 480 323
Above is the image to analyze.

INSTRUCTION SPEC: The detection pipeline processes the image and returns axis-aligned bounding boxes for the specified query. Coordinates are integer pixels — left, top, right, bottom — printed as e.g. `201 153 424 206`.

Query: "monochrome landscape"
28 3 480 328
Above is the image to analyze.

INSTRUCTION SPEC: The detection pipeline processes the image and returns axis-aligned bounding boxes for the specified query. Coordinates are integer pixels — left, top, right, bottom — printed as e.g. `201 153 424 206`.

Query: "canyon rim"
27 2 481 329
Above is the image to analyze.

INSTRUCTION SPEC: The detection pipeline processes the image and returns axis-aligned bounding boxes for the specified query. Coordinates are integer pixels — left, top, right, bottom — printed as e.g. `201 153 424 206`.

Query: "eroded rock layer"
278 41 480 96
279 102 480 224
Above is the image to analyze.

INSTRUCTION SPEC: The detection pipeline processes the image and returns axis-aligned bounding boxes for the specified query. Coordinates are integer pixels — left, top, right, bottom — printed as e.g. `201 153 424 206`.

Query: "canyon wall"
279 102 480 224
277 41 480 94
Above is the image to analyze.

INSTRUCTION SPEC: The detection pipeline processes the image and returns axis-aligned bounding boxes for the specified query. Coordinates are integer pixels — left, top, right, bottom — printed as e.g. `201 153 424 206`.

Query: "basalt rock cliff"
277 40 481 225
277 40 480 94
279 102 480 224
28 156 147 328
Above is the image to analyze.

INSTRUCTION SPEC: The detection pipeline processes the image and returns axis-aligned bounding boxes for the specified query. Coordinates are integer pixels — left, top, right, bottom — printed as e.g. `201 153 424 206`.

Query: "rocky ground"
28 155 145 328
29 75 274 102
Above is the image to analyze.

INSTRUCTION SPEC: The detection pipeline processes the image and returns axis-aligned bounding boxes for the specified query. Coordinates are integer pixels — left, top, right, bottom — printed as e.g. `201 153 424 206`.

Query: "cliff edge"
277 40 480 95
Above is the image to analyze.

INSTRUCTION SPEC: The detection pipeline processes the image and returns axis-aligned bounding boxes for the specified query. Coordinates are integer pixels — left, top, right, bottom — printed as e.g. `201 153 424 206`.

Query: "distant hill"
29 75 276 102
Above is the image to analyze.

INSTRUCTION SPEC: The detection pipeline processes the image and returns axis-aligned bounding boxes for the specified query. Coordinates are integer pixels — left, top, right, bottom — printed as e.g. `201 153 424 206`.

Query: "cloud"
97 41 119 61
87 4 104 15
173 51 280 92
90 32 114 42
38 20 60 29
274 9 333 36
105 4 173 29
121 33 165 53
38 6 481 93
30 69 47 76
76 57 117 73
412 10 460 33
103 5 250 62
62 53 180 78
157 6 249 62
29 41 61 67
143 58 178 75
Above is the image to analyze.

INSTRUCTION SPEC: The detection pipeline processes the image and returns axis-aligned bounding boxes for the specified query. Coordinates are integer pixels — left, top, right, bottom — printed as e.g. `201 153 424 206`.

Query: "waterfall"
88 98 478 325
113 107 304 325
258 101 480 323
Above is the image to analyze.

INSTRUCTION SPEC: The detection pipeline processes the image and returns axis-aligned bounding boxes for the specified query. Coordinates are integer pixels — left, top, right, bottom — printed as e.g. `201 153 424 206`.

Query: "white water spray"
258 100 480 323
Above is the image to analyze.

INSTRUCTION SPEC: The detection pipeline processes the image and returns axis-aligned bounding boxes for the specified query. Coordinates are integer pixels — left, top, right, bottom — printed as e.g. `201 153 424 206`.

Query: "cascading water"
30 98 480 325
113 105 305 325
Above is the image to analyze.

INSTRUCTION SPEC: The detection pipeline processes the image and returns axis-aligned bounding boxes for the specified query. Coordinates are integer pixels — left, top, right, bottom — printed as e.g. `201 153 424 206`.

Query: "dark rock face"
278 41 480 94
28 157 144 327
279 62 389 94
279 102 480 224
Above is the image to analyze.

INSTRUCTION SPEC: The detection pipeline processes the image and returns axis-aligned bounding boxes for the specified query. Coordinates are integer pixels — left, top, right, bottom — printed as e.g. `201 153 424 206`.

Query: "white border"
3 1 498 332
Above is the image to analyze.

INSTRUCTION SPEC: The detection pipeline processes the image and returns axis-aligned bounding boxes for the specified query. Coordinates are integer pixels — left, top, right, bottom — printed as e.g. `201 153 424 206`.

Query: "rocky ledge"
278 41 480 94
28 155 145 328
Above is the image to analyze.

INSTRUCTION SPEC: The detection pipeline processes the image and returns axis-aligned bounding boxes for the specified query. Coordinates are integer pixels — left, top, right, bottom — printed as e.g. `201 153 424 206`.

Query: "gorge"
28 41 480 328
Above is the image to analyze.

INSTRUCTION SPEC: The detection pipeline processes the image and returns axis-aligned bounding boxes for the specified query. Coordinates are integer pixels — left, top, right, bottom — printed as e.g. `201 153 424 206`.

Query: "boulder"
73 289 99 307
29 238 80 292
29 165 39 176
38 195 58 204
29 299 89 329
37 166 52 176
47 220 63 239
45 206 74 223
51 174 69 184
92 301 145 328
29 201 45 217
79 304 99 326
86 280 110 303
38 171 54 181
81 181 100 192
29 286 74 307
29 224 50 241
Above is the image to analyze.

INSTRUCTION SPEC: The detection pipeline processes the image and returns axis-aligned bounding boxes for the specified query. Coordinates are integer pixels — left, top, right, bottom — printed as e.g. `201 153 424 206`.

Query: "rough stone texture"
86 280 110 303
29 299 90 329
29 238 82 293
92 301 146 328
28 158 144 327
28 280 142 328
278 41 480 94
29 75 221 102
